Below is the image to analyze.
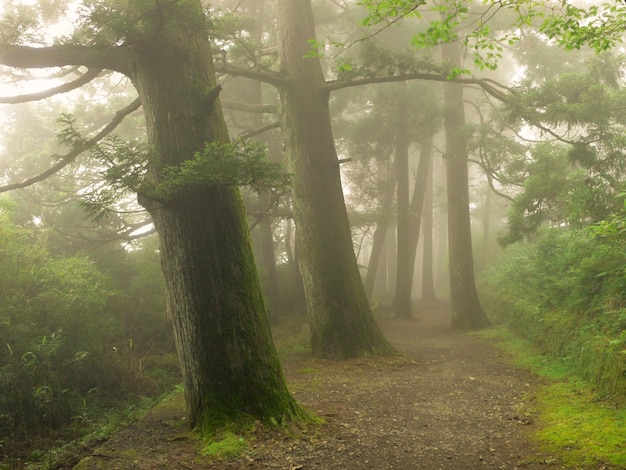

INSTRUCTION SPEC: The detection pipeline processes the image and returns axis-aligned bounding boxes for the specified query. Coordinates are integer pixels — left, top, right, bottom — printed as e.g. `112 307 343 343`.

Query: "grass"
477 326 626 468
201 431 248 459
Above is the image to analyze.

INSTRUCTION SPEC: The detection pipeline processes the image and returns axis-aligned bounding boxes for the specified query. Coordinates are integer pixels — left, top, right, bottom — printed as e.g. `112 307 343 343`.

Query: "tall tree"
441 40 490 329
275 0 394 357
393 83 413 319
420 145 437 301
219 0 511 342
0 0 301 429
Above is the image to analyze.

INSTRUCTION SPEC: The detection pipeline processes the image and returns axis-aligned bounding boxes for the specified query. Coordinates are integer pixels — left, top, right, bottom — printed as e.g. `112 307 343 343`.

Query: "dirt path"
75 302 564 469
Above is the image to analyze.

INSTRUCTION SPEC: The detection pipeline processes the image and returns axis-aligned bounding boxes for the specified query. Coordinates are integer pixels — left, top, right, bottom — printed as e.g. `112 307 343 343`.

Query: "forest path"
75 302 565 470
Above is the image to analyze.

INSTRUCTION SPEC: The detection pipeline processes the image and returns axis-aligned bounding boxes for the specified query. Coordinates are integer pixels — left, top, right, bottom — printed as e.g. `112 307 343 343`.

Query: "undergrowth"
480 225 626 402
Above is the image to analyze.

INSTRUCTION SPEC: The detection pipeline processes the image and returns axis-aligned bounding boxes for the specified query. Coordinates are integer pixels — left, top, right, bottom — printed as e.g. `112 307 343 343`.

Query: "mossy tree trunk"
276 0 394 358
0 1 302 428
122 1 301 428
442 41 490 329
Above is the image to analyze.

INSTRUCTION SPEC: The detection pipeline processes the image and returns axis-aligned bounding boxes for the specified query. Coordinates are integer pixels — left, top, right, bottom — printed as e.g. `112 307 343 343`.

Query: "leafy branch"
151 140 291 202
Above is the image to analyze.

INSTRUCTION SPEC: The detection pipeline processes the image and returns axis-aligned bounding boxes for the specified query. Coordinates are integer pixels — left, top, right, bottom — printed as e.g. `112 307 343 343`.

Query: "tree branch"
468 158 516 202
0 68 103 104
215 61 286 88
237 121 281 140
221 100 278 114
324 72 511 102
0 98 142 193
0 44 128 74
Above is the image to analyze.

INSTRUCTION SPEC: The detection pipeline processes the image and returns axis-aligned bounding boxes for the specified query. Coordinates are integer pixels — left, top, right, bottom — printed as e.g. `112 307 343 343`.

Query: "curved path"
76 302 564 469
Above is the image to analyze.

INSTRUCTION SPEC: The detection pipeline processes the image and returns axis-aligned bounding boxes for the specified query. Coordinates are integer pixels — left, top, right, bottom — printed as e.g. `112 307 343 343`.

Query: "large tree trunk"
129 1 300 428
441 41 490 329
276 0 394 358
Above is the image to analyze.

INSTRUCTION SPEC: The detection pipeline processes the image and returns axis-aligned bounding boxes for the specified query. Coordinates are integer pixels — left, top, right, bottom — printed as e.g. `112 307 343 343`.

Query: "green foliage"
360 0 626 74
0 204 176 458
74 132 289 216
497 56 626 244
152 140 291 202
359 0 425 27
201 431 248 459
71 0 208 46
482 219 626 402
539 2 626 53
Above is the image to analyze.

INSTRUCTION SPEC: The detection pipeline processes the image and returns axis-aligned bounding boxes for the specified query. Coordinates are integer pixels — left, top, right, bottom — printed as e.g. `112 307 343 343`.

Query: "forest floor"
71 301 606 470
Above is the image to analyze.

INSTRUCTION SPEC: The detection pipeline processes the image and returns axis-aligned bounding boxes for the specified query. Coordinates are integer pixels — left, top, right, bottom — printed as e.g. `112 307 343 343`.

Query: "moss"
478 327 626 467
535 381 626 468
201 431 248 459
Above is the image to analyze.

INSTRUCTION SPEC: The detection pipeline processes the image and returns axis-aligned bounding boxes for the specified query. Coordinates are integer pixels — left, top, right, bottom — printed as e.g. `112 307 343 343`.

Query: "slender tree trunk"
480 184 492 267
284 216 306 312
421 145 437 301
374 232 389 294
395 135 433 318
441 41 490 329
259 212 281 313
393 86 413 320
276 0 394 358
130 1 300 428
364 161 396 300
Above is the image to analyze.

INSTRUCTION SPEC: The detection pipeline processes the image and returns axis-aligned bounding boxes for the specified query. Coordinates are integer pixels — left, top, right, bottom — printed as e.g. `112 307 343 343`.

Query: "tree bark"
276 0 394 358
126 1 300 428
441 41 490 329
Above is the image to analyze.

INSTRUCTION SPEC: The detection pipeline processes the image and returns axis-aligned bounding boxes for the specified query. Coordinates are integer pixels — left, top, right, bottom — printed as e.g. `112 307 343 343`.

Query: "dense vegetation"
482 212 626 401
0 201 178 459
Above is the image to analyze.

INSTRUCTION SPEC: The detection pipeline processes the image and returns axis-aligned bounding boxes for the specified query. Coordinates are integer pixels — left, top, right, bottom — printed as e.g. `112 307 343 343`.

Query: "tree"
420 145 437 301
275 0 395 357
218 0 498 350
0 0 301 430
441 39 490 329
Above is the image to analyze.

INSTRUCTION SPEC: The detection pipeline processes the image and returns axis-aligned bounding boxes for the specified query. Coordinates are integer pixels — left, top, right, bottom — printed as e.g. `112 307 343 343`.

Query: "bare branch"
0 98 142 193
221 99 278 114
0 44 128 74
469 158 516 202
215 61 285 88
0 68 103 104
237 121 281 140
325 72 510 102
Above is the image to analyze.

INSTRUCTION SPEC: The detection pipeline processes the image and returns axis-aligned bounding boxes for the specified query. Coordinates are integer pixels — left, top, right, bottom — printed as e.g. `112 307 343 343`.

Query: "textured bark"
442 41 490 329
277 0 394 358
127 1 299 427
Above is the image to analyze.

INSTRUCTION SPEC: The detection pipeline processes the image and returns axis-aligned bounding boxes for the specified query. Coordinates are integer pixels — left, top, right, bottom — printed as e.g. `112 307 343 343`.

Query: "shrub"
481 223 626 401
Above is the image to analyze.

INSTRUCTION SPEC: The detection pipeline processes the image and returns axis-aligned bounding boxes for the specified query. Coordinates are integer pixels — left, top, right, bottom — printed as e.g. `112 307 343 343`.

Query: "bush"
0 205 177 450
481 223 626 401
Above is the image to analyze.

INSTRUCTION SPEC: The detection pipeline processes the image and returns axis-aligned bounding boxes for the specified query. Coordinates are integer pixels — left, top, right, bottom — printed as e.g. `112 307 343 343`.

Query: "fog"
1 0 625 467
